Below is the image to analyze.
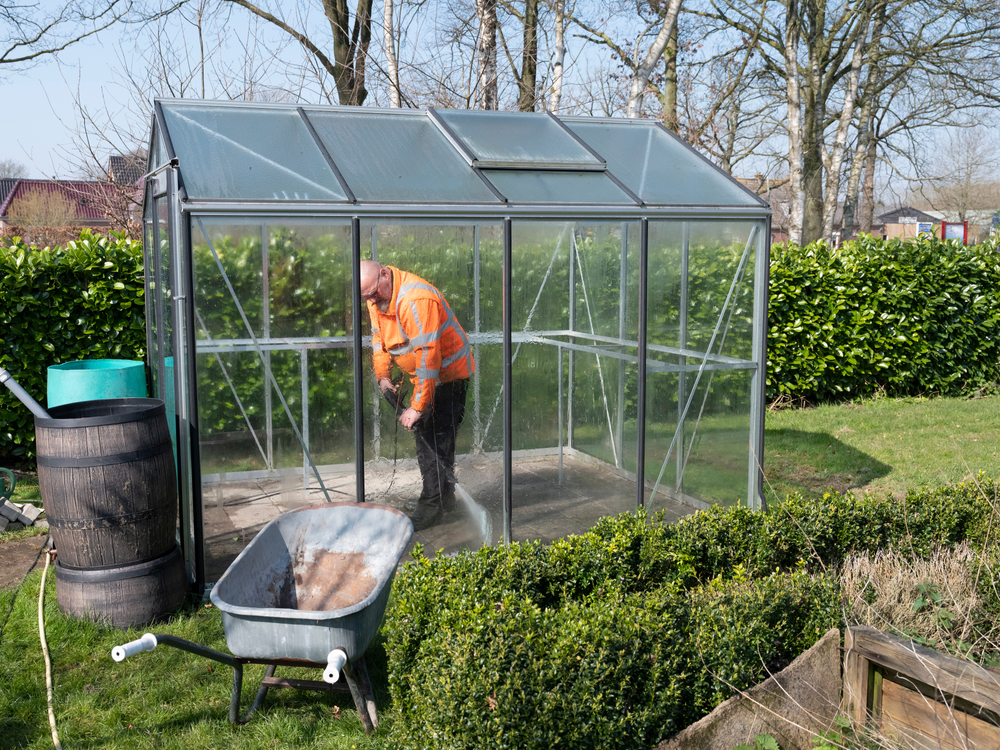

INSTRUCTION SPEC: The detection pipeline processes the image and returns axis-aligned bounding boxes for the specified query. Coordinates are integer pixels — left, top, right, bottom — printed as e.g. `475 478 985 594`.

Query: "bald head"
360 260 392 310
360 260 383 291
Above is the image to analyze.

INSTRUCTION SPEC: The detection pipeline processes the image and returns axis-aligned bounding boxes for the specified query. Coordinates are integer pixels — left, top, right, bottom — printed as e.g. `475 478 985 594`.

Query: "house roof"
877 206 939 224
109 153 145 186
0 179 119 222
0 178 19 207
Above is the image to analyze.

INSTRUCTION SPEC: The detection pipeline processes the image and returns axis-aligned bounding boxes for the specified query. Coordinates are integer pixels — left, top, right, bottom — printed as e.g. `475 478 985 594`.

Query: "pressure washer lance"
0 367 51 420
381 380 492 543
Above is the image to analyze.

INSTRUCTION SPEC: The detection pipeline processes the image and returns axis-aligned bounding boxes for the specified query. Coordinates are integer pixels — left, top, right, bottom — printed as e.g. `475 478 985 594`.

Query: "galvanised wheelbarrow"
112 503 413 731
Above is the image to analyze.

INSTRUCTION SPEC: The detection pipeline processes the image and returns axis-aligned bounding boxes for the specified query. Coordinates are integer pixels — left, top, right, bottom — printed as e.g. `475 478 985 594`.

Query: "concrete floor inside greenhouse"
201 452 704 583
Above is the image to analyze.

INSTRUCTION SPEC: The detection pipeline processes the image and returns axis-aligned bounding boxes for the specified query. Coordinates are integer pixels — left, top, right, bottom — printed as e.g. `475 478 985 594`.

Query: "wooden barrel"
54 545 187 629
36 398 177 569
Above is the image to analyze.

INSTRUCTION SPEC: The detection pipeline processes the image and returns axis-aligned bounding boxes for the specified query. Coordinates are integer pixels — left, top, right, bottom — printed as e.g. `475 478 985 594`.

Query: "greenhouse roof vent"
429 108 606 171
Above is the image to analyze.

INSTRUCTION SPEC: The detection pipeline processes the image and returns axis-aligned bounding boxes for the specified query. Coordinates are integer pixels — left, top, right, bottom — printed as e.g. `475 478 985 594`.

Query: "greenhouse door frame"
144 163 204 591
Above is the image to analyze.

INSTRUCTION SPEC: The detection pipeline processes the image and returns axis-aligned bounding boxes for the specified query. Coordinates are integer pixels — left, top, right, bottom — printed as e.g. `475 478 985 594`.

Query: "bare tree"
548 0 566 111
694 0 1000 245
0 0 133 70
0 159 29 179
475 0 499 108
909 125 1000 238
383 0 401 106
220 0 374 105
572 0 684 118
497 0 539 111
6 189 77 227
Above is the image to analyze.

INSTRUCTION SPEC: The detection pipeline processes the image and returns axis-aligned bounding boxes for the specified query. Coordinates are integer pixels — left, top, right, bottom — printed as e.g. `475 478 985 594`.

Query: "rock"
0 498 23 521
17 503 42 525
0 516 8 532
34 518 49 531
6 521 25 531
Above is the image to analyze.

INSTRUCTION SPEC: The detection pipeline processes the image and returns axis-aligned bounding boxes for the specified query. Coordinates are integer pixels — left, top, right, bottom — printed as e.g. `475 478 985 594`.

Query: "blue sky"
0 36 117 179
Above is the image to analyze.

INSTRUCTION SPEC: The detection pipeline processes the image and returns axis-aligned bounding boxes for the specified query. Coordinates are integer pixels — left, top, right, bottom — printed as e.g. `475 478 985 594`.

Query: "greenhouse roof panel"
481 169 636 204
160 102 348 202
303 109 501 204
565 120 765 207
436 109 603 169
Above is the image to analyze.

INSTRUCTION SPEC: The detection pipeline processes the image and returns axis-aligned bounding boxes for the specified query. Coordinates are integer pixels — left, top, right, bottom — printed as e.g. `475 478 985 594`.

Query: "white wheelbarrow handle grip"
112 633 158 662
323 649 349 684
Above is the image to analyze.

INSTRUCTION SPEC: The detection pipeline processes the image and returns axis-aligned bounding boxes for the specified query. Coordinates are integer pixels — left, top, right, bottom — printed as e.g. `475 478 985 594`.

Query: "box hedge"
385 480 997 749
0 230 145 459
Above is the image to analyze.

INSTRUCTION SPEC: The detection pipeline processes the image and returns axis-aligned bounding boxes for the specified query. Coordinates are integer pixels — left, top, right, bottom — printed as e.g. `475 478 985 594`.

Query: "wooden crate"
843 626 1000 749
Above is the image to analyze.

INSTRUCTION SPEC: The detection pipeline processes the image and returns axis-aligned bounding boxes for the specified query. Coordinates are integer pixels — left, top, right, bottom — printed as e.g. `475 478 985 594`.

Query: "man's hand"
379 377 399 395
399 407 423 430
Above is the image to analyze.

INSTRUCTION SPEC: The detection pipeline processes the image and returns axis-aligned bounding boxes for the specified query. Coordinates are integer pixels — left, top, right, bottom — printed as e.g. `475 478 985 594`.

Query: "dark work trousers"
414 379 468 501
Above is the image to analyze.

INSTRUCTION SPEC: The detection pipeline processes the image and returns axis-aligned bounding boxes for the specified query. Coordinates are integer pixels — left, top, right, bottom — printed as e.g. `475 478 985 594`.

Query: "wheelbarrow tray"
210 502 413 663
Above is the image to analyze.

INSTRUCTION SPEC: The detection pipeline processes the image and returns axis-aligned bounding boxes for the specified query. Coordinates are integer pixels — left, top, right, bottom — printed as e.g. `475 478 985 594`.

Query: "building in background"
876 207 939 241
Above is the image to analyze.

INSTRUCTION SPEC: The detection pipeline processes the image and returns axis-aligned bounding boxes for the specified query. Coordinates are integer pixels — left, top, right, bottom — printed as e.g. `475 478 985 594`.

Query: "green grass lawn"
763 393 1000 505
1 571 395 749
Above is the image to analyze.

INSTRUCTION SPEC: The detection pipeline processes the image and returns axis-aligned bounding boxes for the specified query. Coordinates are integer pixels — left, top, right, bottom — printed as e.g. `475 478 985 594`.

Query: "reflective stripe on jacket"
368 266 474 412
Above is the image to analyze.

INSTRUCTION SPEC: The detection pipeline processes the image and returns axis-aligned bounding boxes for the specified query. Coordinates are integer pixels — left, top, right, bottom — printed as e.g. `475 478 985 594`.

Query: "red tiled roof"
0 179 120 222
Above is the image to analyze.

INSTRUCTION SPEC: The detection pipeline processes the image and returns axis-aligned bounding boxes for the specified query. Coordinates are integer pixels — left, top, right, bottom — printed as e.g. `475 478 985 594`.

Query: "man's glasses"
361 281 379 300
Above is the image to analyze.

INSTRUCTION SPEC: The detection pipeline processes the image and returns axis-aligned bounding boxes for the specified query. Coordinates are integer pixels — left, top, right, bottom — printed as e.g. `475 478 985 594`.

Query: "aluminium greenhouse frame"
142 99 772 589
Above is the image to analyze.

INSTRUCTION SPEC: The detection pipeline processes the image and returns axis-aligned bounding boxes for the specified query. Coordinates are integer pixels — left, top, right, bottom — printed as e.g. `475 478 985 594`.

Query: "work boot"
441 489 457 513
407 498 442 532
403 490 458 513
405 491 457 513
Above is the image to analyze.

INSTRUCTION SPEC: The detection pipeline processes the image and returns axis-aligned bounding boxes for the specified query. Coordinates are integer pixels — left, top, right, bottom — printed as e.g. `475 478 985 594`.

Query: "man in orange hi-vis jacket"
359 260 475 531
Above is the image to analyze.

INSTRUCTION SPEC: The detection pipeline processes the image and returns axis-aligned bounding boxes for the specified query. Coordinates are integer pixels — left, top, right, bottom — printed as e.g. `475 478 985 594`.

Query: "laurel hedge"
0 230 145 459
767 234 1000 403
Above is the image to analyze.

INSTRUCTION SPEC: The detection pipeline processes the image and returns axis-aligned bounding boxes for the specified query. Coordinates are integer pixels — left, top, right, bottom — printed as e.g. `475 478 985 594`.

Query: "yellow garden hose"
38 545 62 750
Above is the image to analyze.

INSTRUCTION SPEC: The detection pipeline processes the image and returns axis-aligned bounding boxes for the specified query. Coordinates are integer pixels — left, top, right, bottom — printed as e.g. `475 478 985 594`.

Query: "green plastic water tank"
47 359 147 408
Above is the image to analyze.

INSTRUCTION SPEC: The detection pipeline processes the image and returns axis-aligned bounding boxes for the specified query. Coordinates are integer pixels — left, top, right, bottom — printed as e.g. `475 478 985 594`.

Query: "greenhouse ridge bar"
142 98 772 590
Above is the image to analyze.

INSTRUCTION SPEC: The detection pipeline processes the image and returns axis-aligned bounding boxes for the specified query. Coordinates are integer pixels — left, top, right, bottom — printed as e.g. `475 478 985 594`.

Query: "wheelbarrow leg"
229 662 277 725
229 663 244 725
356 656 379 729
341 659 375 734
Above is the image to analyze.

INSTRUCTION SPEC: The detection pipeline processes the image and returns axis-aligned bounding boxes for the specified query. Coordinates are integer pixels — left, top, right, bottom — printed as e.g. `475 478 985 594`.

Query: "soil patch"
273 550 377 612
0 536 48 589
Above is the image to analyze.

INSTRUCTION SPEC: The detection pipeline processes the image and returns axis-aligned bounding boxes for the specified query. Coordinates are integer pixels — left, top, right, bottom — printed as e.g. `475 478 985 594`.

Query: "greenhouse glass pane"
685 221 757 361
437 109 601 166
304 111 499 203
149 120 165 170
566 121 763 206
675 370 753 508
160 103 347 201
156 198 177 470
510 221 638 544
157 198 174 390
482 170 635 204
192 219 359 581
643 220 757 517
265 223 353 338
360 222 503 554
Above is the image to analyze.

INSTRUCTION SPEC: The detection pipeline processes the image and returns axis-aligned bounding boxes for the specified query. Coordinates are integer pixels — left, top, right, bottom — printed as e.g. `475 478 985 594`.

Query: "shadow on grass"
763 428 892 503
0 718 42 749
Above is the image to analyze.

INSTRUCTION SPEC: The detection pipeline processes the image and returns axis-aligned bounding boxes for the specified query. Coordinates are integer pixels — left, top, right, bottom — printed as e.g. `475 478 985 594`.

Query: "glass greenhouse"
142 98 771 589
